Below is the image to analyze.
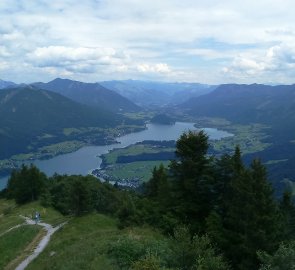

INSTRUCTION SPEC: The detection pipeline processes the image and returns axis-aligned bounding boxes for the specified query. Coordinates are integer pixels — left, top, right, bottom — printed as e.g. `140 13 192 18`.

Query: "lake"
0 122 233 189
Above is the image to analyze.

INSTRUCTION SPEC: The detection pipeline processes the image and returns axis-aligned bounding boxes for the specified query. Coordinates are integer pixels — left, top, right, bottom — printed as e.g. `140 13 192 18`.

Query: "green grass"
191 118 272 155
103 144 174 165
0 200 168 270
0 226 41 269
26 214 118 270
11 201 69 226
123 111 155 120
0 199 68 231
104 160 170 182
0 200 69 269
0 199 16 214
211 123 271 154
0 200 24 234
38 141 86 156
27 213 166 270
0 215 24 234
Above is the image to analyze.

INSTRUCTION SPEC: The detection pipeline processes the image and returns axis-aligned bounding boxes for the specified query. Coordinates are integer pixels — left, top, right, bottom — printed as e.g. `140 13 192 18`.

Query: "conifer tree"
280 190 295 240
7 164 46 204
145 164 168 200
208 154 281 270
170 130 214 232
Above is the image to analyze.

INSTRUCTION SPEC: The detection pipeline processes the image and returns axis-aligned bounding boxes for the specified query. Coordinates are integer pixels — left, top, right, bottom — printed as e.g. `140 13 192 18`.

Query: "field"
102 143 174 165
0 199 68 269
0 200 167 270
101 160 170 183
189 117 272 155
98 142 175 186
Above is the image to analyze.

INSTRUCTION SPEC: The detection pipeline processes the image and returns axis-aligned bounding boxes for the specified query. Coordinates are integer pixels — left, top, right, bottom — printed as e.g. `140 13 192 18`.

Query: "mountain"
0 79 16 89
0 86 121 158
181 83 295 130
181 83 295 181
33 78 141 113
100 80 216 107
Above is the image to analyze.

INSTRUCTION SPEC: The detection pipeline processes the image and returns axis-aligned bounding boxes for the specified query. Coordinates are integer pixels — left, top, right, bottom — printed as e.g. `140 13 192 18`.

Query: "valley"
1 80 295 192
2 3 295 269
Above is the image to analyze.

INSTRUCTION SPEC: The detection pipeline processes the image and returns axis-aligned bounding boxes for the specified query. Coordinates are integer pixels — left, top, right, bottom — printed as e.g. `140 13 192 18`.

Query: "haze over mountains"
0 79 16 89
181 83 295 127
100 80 216 107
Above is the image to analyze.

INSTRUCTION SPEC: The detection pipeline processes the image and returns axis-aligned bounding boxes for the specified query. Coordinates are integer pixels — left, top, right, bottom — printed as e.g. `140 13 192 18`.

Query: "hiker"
35 211 40 224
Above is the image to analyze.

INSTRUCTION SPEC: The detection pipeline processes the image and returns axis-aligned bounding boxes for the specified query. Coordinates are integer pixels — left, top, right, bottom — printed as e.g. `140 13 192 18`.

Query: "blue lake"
0 122 233 189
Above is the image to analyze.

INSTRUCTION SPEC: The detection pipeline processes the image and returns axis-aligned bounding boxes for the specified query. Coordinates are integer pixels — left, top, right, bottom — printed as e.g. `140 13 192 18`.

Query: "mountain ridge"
0 86 121 158
33 78 141 113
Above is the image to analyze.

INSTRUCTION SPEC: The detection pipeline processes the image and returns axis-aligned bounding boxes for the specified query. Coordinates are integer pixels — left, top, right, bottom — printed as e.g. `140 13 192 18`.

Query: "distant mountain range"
0 86 121 158
100 80 216 107
33 78 141 113
181 83 295 181
2 78 295 182
181 83 295 132
0 79 16 89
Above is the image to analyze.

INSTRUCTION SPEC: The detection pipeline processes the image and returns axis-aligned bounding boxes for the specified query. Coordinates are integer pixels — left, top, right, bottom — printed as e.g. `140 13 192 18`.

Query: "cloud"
222 43 295 83
1 0 295 83
137 63 171 73
0 46 11 57
26 46 130 73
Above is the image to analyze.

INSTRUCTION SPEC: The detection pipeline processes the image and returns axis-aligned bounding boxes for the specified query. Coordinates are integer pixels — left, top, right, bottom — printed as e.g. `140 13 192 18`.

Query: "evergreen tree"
145 164 169 203
208 156 281 270
170 130 214 232
7 164 46 204
258 241 295 270
69 177 93 216
279 190 295 240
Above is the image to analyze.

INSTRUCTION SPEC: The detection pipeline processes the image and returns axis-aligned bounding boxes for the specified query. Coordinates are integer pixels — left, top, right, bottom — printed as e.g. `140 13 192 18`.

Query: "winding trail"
0 223 26 237
14 216 66 270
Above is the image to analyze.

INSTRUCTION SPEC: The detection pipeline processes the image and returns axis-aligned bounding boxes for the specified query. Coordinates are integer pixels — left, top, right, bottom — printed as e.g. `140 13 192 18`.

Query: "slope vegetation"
0 86 121 158
34 78 141 112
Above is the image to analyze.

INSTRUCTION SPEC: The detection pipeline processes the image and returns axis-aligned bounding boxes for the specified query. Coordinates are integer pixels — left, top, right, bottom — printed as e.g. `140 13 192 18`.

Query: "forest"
1 130 295 270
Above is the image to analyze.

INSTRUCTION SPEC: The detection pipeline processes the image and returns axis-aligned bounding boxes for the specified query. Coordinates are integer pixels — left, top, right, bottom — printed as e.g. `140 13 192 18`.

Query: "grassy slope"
27 213 165 270
0 226 41 269
0 199 68 269
0 200 165 270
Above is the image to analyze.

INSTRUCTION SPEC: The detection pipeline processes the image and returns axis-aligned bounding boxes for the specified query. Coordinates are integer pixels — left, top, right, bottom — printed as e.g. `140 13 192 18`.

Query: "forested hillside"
181 83 295 181
34 78 141 112
2 131 295 269
0 86 121 158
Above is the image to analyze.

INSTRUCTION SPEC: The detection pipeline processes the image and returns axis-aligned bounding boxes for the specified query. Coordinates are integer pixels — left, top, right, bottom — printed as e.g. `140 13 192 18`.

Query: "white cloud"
1 0 295 83
137 63 171 73
0 46 11 57
222 43 295 83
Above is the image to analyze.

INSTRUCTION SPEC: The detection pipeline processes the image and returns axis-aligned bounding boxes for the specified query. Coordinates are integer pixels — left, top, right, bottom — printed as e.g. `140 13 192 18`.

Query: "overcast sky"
1 0 295 84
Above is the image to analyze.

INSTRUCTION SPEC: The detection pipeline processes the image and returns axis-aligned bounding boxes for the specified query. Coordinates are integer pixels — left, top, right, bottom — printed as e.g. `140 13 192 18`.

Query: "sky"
1 0 295 84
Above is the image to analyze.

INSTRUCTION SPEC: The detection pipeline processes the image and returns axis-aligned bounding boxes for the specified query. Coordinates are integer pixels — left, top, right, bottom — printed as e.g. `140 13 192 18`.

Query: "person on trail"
35 211 40 224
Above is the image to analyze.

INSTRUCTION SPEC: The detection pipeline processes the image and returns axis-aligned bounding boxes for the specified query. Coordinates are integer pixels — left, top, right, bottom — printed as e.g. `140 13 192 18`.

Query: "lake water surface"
0 122 232 189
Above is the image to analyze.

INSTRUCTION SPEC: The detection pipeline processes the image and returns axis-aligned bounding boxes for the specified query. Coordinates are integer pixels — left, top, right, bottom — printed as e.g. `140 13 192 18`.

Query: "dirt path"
14 216 66 270
0 223 26 237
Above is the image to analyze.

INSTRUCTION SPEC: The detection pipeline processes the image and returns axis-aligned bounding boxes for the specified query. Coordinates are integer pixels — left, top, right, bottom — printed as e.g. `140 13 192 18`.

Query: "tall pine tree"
170 130 214 232
208 152 281 270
